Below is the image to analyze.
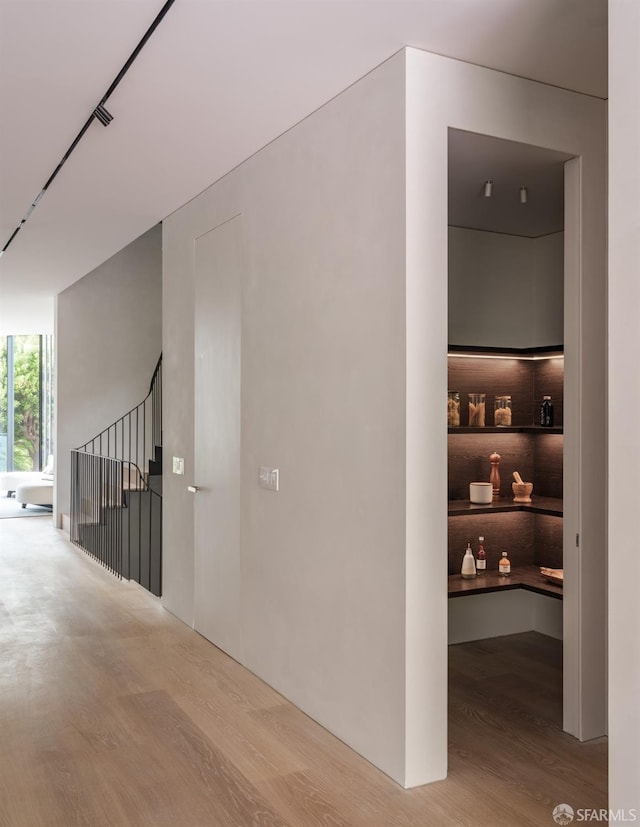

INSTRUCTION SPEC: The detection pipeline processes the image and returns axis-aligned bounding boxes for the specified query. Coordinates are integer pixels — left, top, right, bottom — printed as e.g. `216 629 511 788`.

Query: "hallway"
0 518 607 826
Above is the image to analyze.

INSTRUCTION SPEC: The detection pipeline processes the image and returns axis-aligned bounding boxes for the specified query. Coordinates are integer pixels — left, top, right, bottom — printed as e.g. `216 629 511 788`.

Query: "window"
0 335 54 472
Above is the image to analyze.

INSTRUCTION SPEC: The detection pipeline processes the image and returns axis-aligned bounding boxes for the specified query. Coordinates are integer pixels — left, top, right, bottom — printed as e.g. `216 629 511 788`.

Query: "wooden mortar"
512 481 533 503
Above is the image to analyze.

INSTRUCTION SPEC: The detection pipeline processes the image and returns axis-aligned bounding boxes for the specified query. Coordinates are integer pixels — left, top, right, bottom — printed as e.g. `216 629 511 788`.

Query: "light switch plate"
259 466 279 491
172 456 185 475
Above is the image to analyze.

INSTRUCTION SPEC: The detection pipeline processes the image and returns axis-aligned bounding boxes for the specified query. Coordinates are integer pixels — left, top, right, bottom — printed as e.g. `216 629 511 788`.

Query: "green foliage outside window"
0 335 41 471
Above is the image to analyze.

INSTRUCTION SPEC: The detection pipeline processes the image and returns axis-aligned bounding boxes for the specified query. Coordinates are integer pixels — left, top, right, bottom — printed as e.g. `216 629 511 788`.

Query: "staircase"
70 356 163 596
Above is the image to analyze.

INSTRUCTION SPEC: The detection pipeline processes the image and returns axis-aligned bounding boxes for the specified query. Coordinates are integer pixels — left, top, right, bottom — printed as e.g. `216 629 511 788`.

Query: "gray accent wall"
55 224 162 521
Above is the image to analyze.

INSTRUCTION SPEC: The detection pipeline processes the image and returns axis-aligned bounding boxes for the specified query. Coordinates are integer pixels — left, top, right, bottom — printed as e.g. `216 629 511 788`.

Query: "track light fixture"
520 186 528 204
93 104 114 127
484 180 493 198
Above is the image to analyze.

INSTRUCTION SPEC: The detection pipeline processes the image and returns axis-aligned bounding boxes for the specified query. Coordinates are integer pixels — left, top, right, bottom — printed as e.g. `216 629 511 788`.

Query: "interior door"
193 215 242 659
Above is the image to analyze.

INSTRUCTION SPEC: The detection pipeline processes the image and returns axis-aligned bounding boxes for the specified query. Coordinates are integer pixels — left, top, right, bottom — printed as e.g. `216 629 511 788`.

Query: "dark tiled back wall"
448 356 532 426
534 358 564 427
533 434 563 499
448 512 563 574
448 356 563 499
448 511 533 575
448 432 534 500
448 354 564 428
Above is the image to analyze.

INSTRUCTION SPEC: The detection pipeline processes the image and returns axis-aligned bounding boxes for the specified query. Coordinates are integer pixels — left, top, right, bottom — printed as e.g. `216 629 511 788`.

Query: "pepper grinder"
489 451 501 499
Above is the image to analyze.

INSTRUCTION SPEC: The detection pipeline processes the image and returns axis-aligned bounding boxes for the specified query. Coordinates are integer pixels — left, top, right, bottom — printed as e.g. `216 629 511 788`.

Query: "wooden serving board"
540 567 563 587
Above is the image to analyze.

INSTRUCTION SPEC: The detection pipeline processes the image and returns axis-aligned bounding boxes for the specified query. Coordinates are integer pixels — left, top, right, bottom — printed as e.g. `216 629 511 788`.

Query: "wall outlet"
172 456 185 475
259 466 279 491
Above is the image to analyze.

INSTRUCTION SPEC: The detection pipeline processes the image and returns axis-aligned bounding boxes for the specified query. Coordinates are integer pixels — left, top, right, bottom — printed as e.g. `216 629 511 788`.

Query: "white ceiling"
0 0 607 331
448 130 572 238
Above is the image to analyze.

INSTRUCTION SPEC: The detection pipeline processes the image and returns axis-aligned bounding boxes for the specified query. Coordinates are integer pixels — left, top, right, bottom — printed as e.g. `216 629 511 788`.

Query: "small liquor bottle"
499 550 511 577
476 536 486 575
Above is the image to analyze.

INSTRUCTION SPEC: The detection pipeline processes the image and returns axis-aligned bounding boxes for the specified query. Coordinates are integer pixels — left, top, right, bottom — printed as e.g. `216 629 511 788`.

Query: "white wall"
405 47 606 772
609 0 640 812
532 233 564 349
163 53 408 783
448 591 563 645
448 228 563 348
55 224 162 521
0 295 54 335
163 47 606 789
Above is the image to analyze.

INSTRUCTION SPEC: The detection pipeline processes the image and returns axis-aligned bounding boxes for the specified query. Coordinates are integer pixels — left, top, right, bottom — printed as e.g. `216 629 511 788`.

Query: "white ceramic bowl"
469 482 493 504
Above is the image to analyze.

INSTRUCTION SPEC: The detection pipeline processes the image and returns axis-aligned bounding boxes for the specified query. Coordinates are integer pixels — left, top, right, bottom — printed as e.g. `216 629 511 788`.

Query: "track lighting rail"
0 0 176 258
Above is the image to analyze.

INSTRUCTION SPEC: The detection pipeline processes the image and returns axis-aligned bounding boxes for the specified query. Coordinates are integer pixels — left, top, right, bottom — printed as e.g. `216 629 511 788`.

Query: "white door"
193 216 242 659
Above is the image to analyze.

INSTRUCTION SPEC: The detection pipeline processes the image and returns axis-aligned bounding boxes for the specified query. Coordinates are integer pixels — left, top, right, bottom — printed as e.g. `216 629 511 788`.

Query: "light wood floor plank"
0 518 607 826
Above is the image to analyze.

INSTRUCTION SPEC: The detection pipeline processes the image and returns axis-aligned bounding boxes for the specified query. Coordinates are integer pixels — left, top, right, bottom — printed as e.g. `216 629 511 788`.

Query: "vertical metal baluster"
105 457 108 570
114 458 117 575
136 406 139 483
85 453 89 556
73 451 76 545
91 454 94 560
75 451 77 545
76 451 80 548
148 487 153 591
108 458 112 573
77 451 80 546
127 458 132 581
158 492 163 596
106 457 109 570
94 455 97 559
82 452 86 550
109 458 112 573
86 452 90 556
94 455 98 564
71 452 75 543
123 459 126 580
137 460 142 586
118 459 122 578
87 453 90 555
116 459 120 577
112 459 116 576
99 456 103 567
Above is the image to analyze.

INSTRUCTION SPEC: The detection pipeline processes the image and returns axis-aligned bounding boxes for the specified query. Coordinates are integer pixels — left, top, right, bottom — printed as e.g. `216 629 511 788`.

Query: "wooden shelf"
448 564 563 600
448 345 564 357
448 496 563 517
448 426 563 434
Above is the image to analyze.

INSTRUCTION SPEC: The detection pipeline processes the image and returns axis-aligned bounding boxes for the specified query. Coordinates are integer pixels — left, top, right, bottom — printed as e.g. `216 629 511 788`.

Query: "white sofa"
0 470 45 496
15 480 54 507
0 456 54 504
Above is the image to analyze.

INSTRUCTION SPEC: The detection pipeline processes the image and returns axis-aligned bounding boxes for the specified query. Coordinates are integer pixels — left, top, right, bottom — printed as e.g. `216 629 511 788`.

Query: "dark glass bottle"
476 536 486 575
540 396 554 427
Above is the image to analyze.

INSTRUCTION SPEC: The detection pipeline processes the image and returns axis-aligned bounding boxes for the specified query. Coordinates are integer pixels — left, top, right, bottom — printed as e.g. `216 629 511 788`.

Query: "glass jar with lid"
447 391 460 427
468 393 486 427
494 395 512 427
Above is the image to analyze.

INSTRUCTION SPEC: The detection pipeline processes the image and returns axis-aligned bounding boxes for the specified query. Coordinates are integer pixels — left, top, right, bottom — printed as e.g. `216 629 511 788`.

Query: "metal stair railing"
70 355 162 596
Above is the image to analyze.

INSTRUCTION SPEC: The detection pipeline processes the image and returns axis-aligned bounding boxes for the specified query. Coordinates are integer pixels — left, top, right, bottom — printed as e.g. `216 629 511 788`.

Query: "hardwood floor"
0 518 607 826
